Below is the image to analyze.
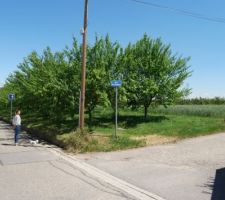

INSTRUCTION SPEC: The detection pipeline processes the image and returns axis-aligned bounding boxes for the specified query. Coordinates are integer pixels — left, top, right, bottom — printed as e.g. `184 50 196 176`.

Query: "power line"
127 0 225 24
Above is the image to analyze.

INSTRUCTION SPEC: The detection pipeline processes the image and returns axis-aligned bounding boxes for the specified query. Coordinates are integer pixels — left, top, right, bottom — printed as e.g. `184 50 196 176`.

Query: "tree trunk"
88 109 92 128
144 106 148 120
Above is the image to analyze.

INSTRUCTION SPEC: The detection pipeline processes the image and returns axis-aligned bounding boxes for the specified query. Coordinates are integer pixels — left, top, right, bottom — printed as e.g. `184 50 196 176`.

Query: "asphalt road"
0 121 138 200
76 132 225 200
2 119 225 200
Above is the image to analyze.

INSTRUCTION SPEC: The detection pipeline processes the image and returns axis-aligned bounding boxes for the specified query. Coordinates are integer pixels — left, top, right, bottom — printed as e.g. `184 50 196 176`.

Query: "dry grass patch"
131 134 178 146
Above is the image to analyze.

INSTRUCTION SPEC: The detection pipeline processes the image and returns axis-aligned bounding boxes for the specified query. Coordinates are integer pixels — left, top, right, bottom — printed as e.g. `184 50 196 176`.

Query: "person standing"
12 110 21 146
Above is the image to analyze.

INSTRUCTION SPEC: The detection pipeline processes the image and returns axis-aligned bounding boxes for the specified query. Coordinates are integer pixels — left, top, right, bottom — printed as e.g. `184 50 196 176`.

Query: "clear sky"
0 0 225 97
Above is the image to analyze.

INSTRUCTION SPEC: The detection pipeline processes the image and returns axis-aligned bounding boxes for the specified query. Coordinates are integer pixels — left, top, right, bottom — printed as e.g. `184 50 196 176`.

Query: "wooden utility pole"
79 0 88 130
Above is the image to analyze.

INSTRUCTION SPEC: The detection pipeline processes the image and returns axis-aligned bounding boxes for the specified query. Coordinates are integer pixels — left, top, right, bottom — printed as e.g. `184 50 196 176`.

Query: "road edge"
48 147 166 200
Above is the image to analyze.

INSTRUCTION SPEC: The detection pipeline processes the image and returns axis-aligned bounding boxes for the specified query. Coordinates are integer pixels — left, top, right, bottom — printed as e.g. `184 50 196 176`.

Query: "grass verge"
57 132 145 153
1 106 225 152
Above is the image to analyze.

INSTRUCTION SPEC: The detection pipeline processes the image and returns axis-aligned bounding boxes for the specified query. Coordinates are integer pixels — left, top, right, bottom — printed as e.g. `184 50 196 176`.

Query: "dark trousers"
14 125 21 143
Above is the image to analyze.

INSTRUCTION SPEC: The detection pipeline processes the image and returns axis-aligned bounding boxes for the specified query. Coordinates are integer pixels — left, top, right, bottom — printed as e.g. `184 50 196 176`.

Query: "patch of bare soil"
131 135 178 146
89 134 110 144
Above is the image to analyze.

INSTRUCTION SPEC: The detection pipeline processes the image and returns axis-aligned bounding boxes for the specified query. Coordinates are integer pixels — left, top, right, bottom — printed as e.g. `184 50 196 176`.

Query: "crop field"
151 105 225 118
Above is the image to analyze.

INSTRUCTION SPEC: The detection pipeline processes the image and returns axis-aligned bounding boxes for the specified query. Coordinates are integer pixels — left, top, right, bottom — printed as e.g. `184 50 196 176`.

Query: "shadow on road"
204 168 225 200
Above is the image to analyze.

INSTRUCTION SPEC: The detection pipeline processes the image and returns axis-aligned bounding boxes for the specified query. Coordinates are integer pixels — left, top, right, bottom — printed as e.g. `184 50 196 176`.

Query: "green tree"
101 35 126 110
122 34 191 119
4 46 81 122
85 35 125 125
85 36 110 125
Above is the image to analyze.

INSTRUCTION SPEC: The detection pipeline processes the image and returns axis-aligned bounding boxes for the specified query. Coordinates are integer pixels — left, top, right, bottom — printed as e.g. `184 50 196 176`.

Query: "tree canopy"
122 34 191 118
0 34 191 123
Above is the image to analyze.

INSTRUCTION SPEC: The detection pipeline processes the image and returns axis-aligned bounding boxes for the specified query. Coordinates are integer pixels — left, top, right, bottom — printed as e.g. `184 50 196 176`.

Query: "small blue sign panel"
111 80 122 87
8 93 15 101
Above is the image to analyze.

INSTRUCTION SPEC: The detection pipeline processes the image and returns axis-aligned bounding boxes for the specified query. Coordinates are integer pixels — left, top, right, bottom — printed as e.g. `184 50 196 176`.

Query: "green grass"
82 136 145 152
151 105 225 118
94 114 225 138
1 105 225 152
57 131 145 152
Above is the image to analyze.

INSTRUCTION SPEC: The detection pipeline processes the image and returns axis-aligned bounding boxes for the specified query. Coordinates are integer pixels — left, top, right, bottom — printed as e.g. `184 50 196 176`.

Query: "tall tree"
85 36 110 125
122 34 191 119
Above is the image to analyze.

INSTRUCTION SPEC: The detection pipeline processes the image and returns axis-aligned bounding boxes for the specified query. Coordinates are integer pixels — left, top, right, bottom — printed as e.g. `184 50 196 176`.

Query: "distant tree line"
177 97 225 105
0 34 190 124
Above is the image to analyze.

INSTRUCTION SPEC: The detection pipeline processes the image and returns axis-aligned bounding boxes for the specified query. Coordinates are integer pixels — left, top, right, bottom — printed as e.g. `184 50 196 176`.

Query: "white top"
13 114 21 126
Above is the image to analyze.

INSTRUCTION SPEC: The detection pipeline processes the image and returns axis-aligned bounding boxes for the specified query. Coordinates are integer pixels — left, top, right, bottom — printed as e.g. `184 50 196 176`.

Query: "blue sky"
0 0 225 97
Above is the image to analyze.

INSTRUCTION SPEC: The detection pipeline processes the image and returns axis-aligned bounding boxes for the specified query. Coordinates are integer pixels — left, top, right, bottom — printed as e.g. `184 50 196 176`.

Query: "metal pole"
115 87 118 138
10 100 12 121
79 0 88 131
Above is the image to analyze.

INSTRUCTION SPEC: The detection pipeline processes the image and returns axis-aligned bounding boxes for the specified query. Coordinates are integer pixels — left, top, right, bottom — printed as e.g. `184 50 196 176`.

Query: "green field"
151 105 225 118
93 105 225 138
1 105 225 152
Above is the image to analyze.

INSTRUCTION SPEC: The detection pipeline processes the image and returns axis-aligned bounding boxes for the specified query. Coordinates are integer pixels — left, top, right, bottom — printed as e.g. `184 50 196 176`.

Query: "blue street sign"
8 93 15 101
111 80 122 87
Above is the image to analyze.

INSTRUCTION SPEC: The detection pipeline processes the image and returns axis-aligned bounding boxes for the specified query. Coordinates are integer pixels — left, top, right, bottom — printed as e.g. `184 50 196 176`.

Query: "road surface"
2 119 225 200
76 132 225 200
1 120 158 200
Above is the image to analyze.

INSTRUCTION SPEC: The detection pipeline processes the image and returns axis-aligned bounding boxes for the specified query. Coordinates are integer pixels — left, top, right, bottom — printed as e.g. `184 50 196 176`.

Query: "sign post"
8 93 15 121
111 80 122 138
